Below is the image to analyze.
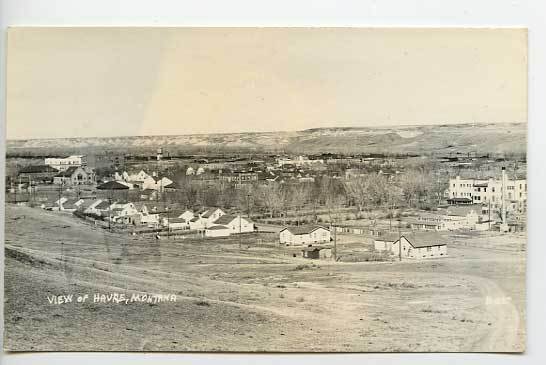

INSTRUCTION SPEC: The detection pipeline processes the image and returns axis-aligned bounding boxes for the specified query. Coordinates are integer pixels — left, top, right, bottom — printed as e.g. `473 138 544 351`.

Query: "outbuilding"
301 246 333 259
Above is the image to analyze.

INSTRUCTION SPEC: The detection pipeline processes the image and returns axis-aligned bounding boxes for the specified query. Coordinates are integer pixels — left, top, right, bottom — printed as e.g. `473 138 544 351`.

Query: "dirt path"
467 275 521 352
4 205 526 352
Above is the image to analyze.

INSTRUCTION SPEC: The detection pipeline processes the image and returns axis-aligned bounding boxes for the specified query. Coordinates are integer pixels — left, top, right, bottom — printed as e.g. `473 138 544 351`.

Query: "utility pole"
239 210 242 249
108 196 112 231
488 199 491 230
58 181 63 211
330 218 337 262
246 193 251 220
398 211 402 262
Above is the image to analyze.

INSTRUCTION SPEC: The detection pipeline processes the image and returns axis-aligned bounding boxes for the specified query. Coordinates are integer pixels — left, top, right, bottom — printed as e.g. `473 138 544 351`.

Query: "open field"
4 205 525 352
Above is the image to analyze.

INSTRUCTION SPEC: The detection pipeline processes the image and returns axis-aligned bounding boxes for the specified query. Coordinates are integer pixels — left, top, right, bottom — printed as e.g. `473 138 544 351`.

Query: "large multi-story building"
448 169 527 213
45 155 87 171
87 154 125 170
219 170 259 186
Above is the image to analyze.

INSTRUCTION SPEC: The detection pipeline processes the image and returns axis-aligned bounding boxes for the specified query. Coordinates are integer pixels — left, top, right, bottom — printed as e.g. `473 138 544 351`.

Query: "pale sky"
7 27 527 140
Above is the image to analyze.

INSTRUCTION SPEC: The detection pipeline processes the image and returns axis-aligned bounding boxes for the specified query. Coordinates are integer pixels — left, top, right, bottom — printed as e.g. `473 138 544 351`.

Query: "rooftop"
55 166 80 177
376 231 446 248
281 225 329 235
213 214 241 225
207 225 229 230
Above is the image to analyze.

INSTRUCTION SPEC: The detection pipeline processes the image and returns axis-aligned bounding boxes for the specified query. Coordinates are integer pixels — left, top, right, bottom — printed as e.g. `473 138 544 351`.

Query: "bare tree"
289 183 309 225
258 182 284 219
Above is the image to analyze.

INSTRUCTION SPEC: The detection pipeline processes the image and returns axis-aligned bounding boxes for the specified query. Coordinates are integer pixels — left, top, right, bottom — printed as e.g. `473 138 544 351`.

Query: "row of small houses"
42 196 449 259
48 198 254 237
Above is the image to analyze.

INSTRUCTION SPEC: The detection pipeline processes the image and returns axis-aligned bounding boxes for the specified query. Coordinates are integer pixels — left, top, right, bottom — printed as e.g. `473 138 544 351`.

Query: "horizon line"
7 120 527 142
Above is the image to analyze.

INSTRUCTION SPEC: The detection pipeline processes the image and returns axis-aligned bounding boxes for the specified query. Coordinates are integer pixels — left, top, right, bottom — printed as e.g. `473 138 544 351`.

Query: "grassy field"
3 205 526 352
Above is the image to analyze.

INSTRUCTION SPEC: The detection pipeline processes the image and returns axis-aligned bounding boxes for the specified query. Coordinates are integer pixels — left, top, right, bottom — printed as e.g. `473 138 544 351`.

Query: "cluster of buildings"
15 153 127 188
113 170 178 192
50 196 256 238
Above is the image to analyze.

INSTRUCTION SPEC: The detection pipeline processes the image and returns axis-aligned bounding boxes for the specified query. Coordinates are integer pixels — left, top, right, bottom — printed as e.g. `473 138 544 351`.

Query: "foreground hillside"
6 122 526 155
4 205 525 352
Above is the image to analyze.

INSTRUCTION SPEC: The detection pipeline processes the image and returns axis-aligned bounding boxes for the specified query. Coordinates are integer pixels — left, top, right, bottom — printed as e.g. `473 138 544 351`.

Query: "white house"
142 175 173 192
374 232 447 259
279 226 331 246
109 202 140 224
123 170 151 183
166 218 188 231
205 225 232 237
83 199 106 215
210 214 254 234
134 203 160 226
180 210 194 223
92 200 114 217
161 210 194 229
60 198 85 212
189 216 207 231
199 208 226 227
186 167 195 176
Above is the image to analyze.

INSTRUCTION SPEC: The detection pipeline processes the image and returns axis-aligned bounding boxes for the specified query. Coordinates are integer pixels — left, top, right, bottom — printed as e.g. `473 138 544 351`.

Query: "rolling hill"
6 122 527 156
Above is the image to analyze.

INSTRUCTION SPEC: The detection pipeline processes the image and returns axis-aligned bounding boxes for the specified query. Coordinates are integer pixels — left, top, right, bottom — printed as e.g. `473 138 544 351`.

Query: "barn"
279 226 331 246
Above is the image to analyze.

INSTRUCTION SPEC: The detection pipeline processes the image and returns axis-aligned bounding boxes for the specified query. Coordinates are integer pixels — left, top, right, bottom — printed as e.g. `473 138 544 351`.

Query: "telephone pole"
398 211 402 262
333 222 337 262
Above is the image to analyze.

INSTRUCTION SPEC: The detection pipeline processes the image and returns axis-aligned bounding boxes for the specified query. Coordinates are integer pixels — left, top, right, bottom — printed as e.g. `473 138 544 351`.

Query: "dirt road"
3 205 526 352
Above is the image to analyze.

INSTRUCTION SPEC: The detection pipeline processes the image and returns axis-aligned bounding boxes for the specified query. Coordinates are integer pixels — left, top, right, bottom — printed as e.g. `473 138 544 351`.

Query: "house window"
426 247 432 252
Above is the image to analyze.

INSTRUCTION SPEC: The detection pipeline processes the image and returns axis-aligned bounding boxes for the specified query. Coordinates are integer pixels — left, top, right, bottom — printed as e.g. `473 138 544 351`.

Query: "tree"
319 177 346 224
289 183 309 225
258 182 284 218
344 175 372 217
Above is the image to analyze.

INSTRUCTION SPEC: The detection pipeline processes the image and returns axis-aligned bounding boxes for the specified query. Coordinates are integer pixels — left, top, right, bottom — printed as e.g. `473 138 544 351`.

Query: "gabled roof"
280 225 329 235
95 200 113 210
164 181 179 189
78 199 97 210
97 180 130 190
207 225 229 230
161 210 184 218
202 208 223 218
55 166 80 177
376 232 446 248
212 214 238 225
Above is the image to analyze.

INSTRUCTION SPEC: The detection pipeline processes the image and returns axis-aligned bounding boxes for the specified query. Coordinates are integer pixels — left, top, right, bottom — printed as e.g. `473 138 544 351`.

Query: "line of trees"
155 167 448 226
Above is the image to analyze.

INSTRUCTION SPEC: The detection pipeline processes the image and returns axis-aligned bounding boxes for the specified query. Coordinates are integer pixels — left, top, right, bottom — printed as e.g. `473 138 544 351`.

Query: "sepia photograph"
3 27 527 352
